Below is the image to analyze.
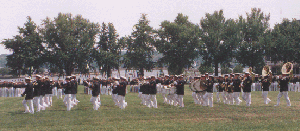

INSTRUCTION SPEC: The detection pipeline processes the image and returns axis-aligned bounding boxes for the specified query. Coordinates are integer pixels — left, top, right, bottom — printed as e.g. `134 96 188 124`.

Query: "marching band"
1 62 299 114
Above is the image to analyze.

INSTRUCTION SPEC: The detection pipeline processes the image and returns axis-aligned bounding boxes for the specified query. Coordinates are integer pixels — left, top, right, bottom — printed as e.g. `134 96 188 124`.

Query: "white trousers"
233 92 242 105
276 91 291 106
295 82 300 92
192 92 199 104
45 94 53 106
33 97 41 112
112 94 119 106
243 92 251 106
262 91 271 104
65 94 72 111
1 88 7 97
147 94 157 108
176 95 184 107
118 95 127 109
57 89 63 99
91 96 100 110
52 87 57 96
162 89 167 103
206 93 213 107
216 91 226 103
8 87 14 97
196 92 207 106
40 95 47 109
226 92 234 105
22 99 34 114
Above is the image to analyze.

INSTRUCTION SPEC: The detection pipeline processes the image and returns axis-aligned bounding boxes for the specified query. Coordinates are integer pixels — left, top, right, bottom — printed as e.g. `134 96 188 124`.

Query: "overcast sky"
1 0 300 55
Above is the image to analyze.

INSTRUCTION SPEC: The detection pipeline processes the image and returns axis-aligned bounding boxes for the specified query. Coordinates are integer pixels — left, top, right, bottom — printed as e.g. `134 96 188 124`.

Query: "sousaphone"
282 62 293 75
262 65 272 77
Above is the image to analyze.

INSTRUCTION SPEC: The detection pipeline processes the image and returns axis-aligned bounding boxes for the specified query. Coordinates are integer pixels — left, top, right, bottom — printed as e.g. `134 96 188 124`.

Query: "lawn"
0 85 300 131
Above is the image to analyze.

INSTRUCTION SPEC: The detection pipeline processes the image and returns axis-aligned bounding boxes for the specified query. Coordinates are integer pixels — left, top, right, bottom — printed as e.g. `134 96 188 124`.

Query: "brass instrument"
282 62 293 82
248 67 256 82
262 65 272 82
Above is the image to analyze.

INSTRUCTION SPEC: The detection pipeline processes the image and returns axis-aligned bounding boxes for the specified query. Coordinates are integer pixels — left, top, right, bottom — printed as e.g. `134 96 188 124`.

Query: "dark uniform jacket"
92 82 100 97
261 79 270 91
40 81 46 96
44 81 51 94
112 81 119 94
23 83 34 100
142 82 149 94
243 76 252 92
64 82 72 94
176 80 184 95
149 80 157 95
233 78 241 92
218 79 225 92
206 80 214 93
33 80 42 97
225 78 232 93
118 81 127 96
279 77 289 92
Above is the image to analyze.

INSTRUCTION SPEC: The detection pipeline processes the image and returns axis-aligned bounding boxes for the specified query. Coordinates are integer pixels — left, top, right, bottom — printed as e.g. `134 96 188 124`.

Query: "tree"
199 65 214 74
123 14 154 76
2 16 43 77
40 13 100 76
0 67 10 76
93 22 120 78
235 8 270 73
233 64 244 73
155 13 201 75
200 10 240 76
267 18 300 63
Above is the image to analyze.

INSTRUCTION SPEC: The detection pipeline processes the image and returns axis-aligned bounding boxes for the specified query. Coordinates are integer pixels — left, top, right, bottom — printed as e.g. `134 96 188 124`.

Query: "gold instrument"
199 80 208 91
262 65 272 82
282 62 293 82
282 62 293 75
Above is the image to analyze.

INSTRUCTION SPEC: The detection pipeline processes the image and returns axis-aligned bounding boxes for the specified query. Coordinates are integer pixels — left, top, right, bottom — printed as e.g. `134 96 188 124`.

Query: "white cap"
93 77 99 80
120 76 127 80
36 75 41 78
25 77 31 80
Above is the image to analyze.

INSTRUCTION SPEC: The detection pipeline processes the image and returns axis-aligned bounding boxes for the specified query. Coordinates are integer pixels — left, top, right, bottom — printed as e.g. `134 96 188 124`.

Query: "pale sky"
1 0 300 55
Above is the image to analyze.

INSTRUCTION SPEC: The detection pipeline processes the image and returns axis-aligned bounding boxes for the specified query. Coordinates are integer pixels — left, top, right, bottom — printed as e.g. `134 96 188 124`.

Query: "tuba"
282 62 293 81
262 65 272 82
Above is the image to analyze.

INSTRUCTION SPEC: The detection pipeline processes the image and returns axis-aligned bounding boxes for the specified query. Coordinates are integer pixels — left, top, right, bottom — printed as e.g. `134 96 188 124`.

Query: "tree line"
1 8 300 77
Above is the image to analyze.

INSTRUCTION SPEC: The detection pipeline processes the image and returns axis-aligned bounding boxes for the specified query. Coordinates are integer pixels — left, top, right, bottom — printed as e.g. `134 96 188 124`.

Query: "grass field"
1 85 300 131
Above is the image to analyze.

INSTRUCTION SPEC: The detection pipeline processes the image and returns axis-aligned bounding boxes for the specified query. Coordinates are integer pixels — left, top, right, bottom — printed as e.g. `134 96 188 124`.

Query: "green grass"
1 85 300 131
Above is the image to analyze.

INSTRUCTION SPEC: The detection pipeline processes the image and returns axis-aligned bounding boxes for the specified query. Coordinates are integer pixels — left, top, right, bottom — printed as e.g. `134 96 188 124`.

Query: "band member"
90 77 101 110
242 72 252 106
225 74 233 105
261 76 271 104
138 76 144 104
198 75 207 106
71 75 80 105
118 76 128 109
216 76 226 103
33 75 42 112
39 77 47 109
275 74 291 106
191 76 200 104
176 75 184 107
147 76 158 108
233 73 242 105
21 77 34 114
64 76 73 111
205 75 214 107
142 77 149 106
112 77 120 106
56 79 63 99
44 77 52 107
162 75 170 104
